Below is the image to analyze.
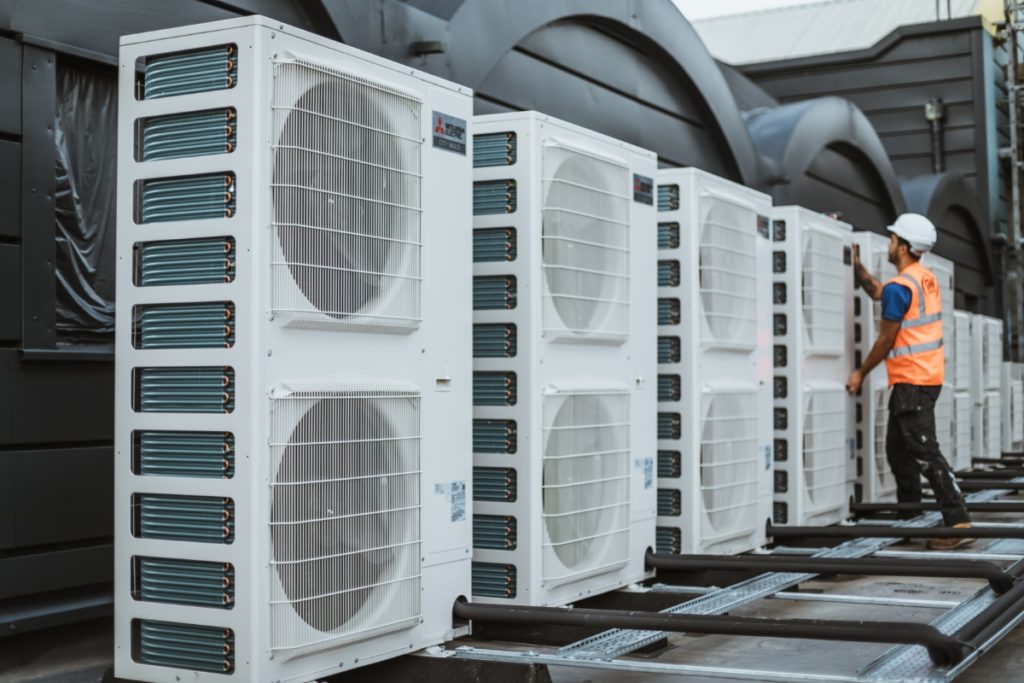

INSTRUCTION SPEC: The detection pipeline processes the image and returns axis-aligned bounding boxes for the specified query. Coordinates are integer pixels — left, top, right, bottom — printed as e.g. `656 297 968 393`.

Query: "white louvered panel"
869 247 897 327
700 193 758 348
802 389 848 516
270 58 423 332
936 385 955 465
954 312 972 390
541 143 630 339
954 392 973 471
984 391 1002 459
541 391 630 584
268 387 422 657
984 320 1003 389
873 385 896 499
802 228 845 354
700 391 760 544
1013 379 1024 444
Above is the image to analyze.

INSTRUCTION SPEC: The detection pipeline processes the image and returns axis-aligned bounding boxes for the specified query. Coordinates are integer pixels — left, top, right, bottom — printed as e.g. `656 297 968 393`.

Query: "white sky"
672 0 822 21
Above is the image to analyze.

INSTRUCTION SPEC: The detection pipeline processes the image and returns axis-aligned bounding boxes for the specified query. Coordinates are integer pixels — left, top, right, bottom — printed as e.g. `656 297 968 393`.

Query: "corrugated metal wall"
742 17 1004 314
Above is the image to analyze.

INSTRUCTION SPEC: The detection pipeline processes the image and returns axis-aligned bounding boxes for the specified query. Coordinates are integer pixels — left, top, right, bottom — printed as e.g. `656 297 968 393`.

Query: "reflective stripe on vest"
883 261 944 386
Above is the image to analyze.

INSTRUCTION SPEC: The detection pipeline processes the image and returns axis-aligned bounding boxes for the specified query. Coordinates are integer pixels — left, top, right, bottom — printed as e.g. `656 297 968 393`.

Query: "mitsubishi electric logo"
432 110 466 155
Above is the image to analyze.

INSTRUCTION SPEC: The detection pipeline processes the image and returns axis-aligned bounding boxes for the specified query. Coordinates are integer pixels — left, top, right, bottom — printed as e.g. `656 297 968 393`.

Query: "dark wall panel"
0 37 21 135
0 351 113 446
0 245 20 341
0 141 21 240
0 446 112 550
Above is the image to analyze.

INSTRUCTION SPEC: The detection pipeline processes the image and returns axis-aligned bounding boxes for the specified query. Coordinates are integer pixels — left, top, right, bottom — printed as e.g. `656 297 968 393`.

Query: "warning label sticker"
432 111 467 155
633 173 654 205
634 457 654 489
435 480 467 522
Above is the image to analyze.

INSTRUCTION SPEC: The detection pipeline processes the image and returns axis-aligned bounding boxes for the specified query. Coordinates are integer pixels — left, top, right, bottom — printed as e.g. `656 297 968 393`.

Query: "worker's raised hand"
846 369 863 395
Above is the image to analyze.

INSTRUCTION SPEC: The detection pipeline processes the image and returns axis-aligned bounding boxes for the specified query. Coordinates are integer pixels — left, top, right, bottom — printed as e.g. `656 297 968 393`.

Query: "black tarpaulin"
55 61 116 342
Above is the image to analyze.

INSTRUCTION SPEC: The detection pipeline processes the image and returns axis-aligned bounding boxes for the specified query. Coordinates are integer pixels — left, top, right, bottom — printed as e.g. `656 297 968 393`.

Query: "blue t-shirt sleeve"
880 282 912 322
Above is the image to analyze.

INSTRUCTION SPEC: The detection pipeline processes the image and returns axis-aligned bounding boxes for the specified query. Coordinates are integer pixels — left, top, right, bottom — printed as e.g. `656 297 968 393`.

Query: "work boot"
927 523 975 551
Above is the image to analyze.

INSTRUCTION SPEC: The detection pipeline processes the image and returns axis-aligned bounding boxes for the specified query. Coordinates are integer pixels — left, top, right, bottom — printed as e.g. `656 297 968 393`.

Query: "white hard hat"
887 213 937 255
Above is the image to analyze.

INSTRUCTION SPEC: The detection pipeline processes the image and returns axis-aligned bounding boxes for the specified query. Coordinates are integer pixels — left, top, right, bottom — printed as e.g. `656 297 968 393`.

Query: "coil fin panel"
133 430 234 478
134 557 234 608
473 419 517 454
473 515 517 550
473 132 517 167
134 619 234 673
472 562 516 598
473 180 516 215
473 371 517 406
135 237 235 287
134 494 234 544
473 467 517 502
473 323 517 358
142 45 237 100
138 173 236 223
134 302 235 349
473 275 517 310
473 227 517 262
139 108 236 160
134 366 235 413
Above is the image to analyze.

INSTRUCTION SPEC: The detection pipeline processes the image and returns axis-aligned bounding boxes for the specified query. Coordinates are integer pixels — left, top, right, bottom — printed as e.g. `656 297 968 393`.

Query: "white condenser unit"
653 169 773 555
1002 363 1024 454
850 232 895 503
469 112 657 606
972 315 1003 460
922 254 956 464
952 310 973 470
772 207 854 526
115 17 473 682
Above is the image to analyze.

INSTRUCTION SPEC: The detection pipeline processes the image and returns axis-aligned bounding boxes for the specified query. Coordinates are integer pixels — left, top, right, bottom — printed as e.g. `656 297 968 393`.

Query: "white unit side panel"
954 391 973 471
922 253 955 381
954 311 973 391
115 17 472 683
772 206 854 527
1002 362 1024 453
851 232 894 503
936 383 955 467
654 168 773 557
470 112 656 608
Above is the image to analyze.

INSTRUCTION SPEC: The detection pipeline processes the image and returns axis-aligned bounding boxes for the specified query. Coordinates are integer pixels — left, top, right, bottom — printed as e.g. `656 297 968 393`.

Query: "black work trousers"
886 383 970 526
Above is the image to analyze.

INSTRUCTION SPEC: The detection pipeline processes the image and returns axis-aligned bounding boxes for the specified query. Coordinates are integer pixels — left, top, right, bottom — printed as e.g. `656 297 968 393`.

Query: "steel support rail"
851 500 1024 514
650 584 961 609
646 553 1018 594
451 600 965 666
768 524 1024 541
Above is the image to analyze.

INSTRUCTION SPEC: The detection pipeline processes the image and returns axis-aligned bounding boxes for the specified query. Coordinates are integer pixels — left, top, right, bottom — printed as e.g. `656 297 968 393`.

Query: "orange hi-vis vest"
884 260 945 386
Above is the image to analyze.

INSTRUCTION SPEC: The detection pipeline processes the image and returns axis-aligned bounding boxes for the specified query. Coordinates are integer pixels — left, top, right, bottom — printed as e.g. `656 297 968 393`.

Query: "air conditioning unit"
653 168 773 555
923 253 955 382
469 112 657 606
1002 362 1024 454
952 310 974 470
772 207 854 526
850 231 895 503
972 315 1003 461
116 17 473 682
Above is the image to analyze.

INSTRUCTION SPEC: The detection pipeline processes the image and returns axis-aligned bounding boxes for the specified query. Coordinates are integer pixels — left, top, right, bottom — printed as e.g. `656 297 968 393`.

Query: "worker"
846 213 972 550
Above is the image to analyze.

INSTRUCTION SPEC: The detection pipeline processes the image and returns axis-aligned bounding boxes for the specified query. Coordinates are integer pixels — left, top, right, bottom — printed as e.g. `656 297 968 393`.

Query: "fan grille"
984 321 1002 389
1013 379 1024 444
699 194 757 346
541 144 630 338
935 385 955 462
802 389 847 515
955 393 973 470
801 228 845 354
269 387 421 656
270 58 422 331
699 391 759 543
542 391 629 583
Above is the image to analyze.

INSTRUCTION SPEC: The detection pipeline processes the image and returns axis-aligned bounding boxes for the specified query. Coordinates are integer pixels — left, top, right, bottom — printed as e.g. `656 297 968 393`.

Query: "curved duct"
902 172 996 314
334 0 762 184
746 97 905 230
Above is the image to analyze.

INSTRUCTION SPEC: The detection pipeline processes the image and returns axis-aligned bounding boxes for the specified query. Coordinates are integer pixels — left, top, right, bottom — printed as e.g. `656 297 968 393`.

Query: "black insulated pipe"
768 524 1024 542
451 599 965 666
852 501 1024 514
957 469 1024 479
940 480 1024 491
972 457 1024 465
646 553 1016 594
